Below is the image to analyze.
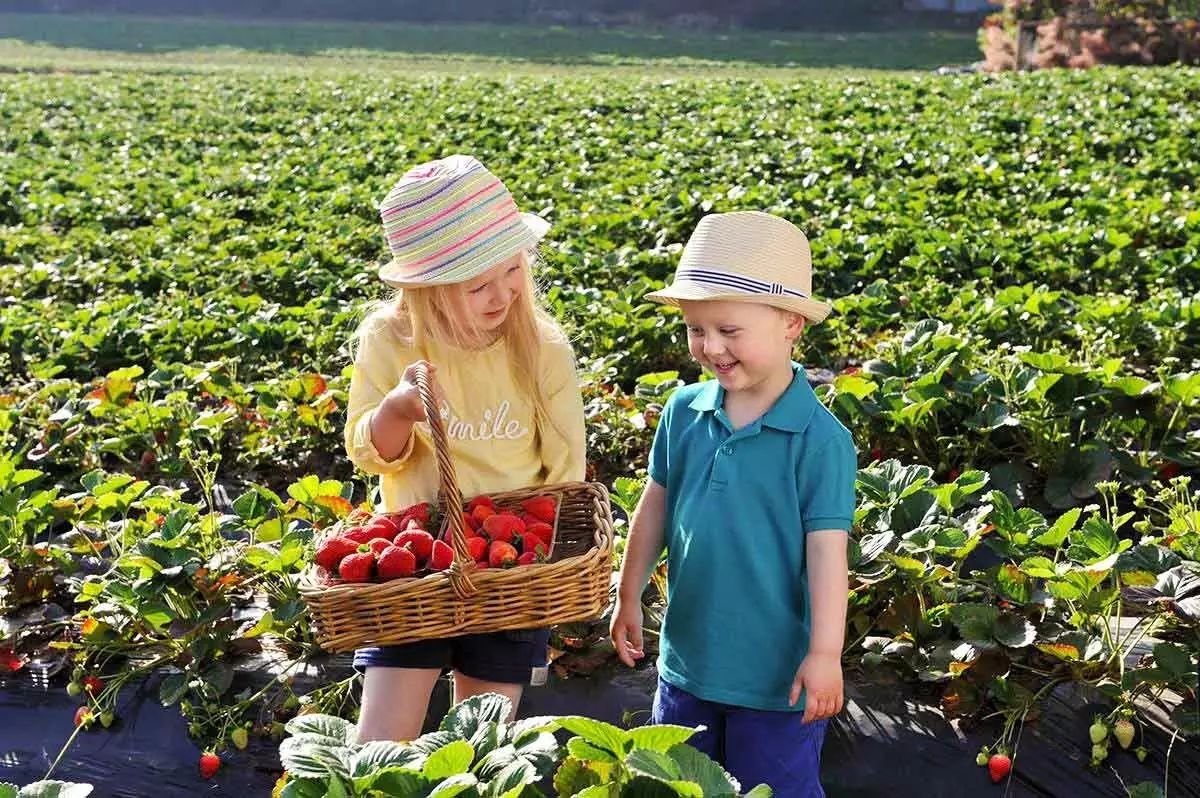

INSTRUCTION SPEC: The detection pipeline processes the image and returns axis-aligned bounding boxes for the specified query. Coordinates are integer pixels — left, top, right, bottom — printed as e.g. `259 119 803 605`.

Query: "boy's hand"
790 652 843 723
609 599 645 668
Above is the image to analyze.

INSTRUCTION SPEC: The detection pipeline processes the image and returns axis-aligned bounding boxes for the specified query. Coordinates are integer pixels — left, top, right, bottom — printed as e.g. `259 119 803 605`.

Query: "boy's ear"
783 310 807 340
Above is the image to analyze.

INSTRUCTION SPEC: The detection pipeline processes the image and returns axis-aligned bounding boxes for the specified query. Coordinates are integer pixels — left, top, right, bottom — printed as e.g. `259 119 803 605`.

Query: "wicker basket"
299 363 614 653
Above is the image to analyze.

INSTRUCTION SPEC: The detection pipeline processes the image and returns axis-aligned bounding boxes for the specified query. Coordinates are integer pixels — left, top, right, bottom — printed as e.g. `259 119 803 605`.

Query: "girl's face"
460 253 526 333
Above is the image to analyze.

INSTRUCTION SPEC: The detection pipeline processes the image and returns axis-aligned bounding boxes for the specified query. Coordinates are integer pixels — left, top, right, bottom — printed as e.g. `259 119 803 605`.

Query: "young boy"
611 211 855 798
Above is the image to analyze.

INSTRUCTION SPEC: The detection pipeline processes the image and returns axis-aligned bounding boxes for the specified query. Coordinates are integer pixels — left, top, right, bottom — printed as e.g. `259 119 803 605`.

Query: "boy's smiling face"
679 299 805 396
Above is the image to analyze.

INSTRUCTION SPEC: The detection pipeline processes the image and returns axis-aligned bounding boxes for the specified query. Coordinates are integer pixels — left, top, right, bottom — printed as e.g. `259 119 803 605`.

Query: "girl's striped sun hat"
377 154 550 287
645 211 833 324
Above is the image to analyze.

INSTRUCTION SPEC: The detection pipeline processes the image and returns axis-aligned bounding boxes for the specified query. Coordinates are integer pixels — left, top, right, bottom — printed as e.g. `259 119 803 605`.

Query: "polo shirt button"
721 445 733 455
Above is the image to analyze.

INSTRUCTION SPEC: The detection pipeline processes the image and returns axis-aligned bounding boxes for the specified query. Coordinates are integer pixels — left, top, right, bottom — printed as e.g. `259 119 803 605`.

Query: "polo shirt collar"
687 363 817 433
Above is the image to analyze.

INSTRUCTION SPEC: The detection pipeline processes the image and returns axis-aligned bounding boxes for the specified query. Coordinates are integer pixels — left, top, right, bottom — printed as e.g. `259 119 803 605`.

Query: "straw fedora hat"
377 154 550 288
645 211 832 324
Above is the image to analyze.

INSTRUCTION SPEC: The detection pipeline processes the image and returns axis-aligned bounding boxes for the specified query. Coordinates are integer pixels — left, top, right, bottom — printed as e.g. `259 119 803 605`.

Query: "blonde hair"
353 250 568 437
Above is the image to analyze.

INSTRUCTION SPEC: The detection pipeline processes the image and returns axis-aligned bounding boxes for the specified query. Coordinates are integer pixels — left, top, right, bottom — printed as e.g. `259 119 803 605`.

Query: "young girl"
344 154 586 742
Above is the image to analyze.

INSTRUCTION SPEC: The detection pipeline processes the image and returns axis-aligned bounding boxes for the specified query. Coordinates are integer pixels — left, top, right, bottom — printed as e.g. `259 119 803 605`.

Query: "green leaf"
350 741 421 778
627 725 697 753
666 743 738 796
1153 643 1195 681
567 737 618 763
440 693 512 739
627 748 683 780
557 717 631 757
158 673 188 706
949 604 998 646
285 714 355 746
552 757 603 796
994 613 1036 648
278 737 351 780
1127 784 1165 798
0 785 15 798
1019 556 1058 579
1035 507 1080 547
743 786 774 798
423 740 474 780
428 774 479 797
995 564 1031 603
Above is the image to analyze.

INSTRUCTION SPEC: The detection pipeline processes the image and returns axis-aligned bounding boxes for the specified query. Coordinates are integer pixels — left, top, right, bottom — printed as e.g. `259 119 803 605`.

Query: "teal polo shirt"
647 363 856 712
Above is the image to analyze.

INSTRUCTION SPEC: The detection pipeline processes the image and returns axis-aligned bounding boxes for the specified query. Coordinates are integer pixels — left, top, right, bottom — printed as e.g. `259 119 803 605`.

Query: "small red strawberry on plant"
987 752 1011 784
338 549 375 582
394 529 435 561
315 536 359 573
521 496 557 524
488 540 519 569
73 706 93 728
82 675 105 696
199 752 221 780
377 545 417 580
429 540 455 571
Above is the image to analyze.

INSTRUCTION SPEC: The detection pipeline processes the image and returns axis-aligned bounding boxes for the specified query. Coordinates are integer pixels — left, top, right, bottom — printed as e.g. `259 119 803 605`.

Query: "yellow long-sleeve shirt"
344 316 587 513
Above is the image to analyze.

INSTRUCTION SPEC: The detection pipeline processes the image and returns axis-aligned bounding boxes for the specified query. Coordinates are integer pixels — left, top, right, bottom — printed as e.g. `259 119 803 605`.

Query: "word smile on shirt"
441 400 530 442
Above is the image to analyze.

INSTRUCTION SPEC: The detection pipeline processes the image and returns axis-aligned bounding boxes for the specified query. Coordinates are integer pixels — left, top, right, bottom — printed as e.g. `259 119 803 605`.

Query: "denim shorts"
651 677 828 798
353 628 550 685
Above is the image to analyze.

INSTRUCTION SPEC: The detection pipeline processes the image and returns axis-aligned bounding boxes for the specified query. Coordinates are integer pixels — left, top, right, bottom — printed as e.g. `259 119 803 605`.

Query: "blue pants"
651 678 828 798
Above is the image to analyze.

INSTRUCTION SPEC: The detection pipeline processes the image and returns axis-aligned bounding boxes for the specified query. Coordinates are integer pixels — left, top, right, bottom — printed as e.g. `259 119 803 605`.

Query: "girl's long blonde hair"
353 250 568 436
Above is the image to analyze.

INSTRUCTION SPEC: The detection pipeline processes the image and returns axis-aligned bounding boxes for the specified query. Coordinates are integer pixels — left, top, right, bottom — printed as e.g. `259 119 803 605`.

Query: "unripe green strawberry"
100 711 114 728
1089 720 1108 744
976 751 988 766
67 681 82 697
1112 719 1134 750
1091 743 1108 762
231 727 249 750
1135 746 1147 763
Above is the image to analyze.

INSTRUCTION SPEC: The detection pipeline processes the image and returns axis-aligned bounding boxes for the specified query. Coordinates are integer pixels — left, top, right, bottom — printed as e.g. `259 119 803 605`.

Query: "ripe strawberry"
429 539 455 571
365 516 403 540
476 561 490 569
1113 719 1135 750
870 447 884 462
488 540 519 569
403 502 433 526
1159 462 1181 480
987 753 1011 784
367 537 393 556
377 545 417 580
394 529 435 561
199 751 221 780
82 675 105 696
471 504 497 526
315 536 359 572
483 513 524 543
73 706 93 728
342 525 373 544
462 511 480 533
403 517 425 532
518 551 540 566
520 512 540 529
466 495 495 513
466 536 488 562
525 522 554 547
1089 719 1108 744
337 550 375 582
521 496 557 524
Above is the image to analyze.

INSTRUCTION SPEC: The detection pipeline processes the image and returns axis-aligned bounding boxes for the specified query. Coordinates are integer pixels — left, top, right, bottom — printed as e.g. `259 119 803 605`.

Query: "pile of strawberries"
314 494 557 583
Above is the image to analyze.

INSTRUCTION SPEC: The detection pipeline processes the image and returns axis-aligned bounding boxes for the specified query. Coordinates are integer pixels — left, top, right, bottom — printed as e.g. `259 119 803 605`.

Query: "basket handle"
414 362 477 599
